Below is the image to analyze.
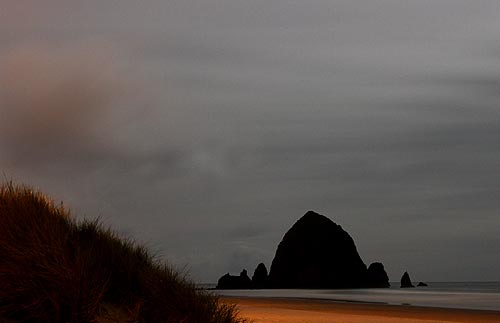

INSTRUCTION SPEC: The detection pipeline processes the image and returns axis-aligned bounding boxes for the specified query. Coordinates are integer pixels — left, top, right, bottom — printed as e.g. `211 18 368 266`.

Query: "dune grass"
0 182 247 323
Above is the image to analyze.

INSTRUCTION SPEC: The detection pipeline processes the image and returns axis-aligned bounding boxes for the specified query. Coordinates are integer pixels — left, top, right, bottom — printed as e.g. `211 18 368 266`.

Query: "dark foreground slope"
0 183 246 323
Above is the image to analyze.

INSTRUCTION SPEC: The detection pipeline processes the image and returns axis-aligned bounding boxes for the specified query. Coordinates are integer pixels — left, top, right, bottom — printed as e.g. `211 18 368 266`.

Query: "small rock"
366 262 390 288
400 271 415 288
251 263 268 289
216 269 252 289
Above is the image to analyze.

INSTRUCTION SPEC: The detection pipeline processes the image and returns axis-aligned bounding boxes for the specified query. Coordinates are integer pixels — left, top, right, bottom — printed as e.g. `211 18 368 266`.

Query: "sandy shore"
221 296 500 323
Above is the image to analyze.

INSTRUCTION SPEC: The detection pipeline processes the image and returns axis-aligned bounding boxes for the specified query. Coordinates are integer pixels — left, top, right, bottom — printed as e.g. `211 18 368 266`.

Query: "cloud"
0 43 125 156
2 1 500 282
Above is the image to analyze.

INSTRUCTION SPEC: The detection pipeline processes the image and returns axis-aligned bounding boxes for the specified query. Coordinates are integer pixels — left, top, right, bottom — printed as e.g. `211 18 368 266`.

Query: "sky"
1 0 500 283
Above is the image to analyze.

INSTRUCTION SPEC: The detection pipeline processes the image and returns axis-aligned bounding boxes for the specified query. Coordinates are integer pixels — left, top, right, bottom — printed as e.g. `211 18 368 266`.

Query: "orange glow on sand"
222 297 500 323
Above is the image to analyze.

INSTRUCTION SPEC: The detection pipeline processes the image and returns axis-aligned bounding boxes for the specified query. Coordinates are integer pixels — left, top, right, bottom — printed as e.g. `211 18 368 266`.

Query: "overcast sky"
1 0 500 282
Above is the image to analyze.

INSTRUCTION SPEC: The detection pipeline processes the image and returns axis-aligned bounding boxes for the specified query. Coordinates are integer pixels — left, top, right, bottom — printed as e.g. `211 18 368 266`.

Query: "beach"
221 296 500 323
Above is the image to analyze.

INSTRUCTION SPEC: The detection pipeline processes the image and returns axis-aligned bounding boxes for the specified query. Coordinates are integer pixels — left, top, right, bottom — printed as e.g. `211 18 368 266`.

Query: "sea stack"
251 263 268 289
268 211 368 288
400 271 415 288
216 269 252 289
366 262 390 288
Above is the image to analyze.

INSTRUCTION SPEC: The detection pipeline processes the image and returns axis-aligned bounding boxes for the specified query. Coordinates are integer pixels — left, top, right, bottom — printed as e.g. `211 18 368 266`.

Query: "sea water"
210 282 500 311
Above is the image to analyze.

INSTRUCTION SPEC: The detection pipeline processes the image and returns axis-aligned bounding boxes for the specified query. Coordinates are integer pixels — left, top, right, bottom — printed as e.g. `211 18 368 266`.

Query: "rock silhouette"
216 269 252 289
417 282 428 287
366 262 390 288
216 210 393 289
251 263 268 289
268 211 368 288
400 271 415 288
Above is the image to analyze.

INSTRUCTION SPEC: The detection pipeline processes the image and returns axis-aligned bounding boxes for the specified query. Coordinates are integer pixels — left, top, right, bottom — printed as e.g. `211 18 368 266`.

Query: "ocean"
207 282 500 311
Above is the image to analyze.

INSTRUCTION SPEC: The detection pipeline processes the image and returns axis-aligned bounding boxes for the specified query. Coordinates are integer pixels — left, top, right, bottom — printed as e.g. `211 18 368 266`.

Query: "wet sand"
221 296 500 323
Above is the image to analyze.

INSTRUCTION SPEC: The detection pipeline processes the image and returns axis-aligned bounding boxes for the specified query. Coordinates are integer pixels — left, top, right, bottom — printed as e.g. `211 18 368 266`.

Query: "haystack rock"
251 263 268 289
268 211 368 288
400 271 415 288
216 269 252 289
366 262 390 288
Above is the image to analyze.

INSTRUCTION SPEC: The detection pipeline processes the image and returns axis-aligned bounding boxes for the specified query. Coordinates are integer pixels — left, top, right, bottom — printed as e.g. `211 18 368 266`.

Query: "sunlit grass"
0 182 247 323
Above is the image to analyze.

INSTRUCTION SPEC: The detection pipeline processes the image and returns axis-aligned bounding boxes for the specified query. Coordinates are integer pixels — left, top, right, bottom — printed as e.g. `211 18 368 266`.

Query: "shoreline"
221 296 500 323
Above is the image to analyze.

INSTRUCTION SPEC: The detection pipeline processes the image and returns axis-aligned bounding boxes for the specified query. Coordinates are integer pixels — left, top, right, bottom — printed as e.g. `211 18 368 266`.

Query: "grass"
0 182 247 323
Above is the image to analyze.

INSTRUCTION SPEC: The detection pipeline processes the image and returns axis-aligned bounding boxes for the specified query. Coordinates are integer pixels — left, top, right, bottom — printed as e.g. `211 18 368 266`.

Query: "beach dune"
222 297 500 323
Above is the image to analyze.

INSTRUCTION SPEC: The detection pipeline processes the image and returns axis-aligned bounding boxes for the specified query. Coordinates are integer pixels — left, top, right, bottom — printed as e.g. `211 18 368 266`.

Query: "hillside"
0 182 246 323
